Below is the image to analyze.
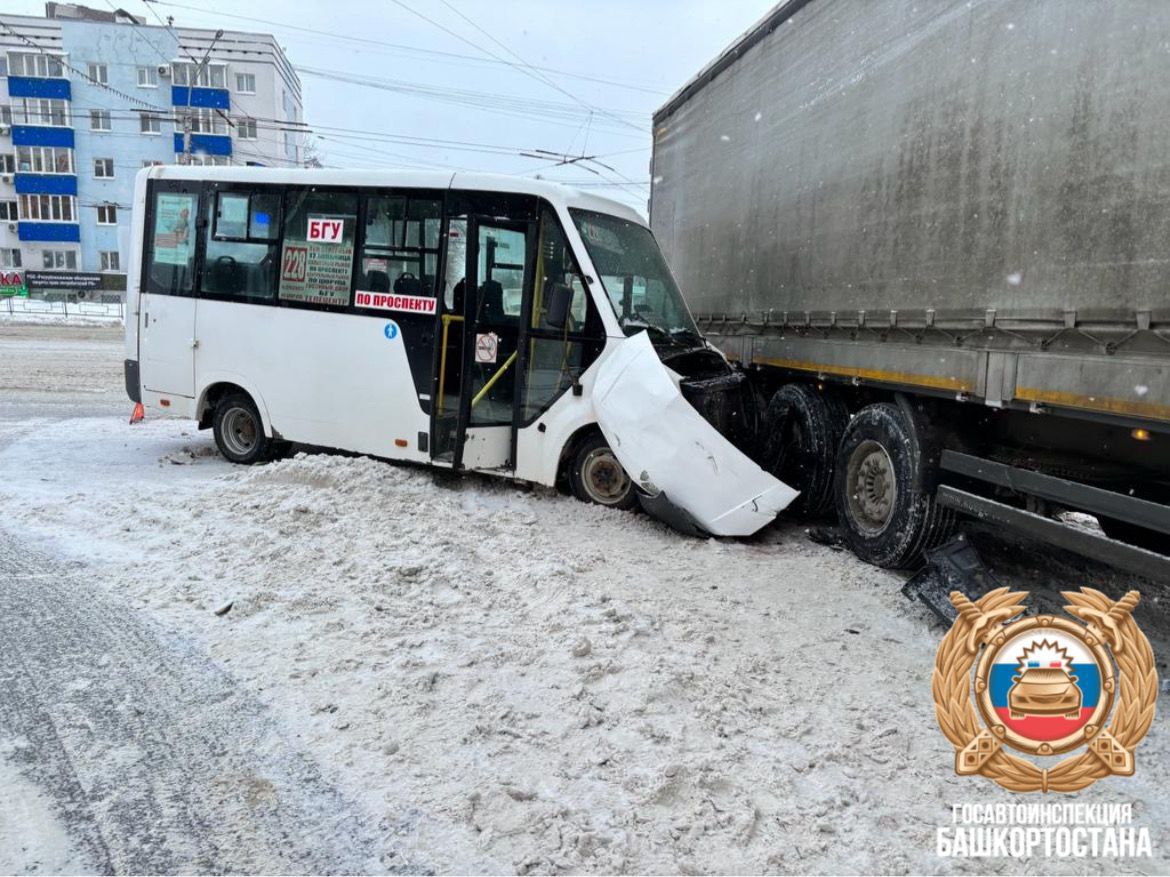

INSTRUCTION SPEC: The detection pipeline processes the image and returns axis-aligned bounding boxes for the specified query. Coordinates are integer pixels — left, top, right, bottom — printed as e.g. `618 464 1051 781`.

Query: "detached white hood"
593 332 798 537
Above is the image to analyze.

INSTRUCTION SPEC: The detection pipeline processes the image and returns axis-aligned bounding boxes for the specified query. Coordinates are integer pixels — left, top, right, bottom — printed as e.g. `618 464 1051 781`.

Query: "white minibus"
124 167 795 536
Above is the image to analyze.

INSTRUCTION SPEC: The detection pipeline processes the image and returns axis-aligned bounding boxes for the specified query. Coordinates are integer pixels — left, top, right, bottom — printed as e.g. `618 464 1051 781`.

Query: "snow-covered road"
1 323 1167 874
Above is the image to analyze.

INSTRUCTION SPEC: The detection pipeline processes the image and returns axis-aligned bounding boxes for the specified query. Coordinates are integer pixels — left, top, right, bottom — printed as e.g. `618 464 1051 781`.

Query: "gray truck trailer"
650 0 1170 577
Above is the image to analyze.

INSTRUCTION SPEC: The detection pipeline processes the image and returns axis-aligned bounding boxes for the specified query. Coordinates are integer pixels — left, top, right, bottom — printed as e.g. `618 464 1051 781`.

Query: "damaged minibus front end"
593 331 797 537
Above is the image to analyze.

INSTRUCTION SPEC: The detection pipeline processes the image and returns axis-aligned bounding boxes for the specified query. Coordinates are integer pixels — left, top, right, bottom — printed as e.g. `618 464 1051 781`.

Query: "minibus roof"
141 166 646 225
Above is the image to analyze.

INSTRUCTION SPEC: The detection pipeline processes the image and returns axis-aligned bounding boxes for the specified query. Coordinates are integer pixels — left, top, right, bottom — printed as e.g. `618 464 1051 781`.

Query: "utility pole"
180 29 224 165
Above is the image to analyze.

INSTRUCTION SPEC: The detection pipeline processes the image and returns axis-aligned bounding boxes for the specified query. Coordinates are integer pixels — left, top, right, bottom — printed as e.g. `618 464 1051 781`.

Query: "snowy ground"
1 323 1168 875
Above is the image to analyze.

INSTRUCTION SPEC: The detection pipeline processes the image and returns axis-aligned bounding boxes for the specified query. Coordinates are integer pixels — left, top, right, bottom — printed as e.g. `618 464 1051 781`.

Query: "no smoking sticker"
475 332 498 364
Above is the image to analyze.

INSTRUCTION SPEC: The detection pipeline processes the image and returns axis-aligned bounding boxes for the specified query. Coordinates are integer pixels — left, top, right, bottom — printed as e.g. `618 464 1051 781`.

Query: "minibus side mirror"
545 281 573 330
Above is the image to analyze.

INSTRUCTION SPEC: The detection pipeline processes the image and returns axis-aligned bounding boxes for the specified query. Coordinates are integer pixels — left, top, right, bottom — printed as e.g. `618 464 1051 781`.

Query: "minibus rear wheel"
213 392 272 465
569 433 638 511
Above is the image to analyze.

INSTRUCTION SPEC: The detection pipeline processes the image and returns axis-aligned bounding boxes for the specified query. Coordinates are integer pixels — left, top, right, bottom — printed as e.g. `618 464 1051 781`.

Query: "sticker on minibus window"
354 290 437 314
153 193 195 266
307 216 345 243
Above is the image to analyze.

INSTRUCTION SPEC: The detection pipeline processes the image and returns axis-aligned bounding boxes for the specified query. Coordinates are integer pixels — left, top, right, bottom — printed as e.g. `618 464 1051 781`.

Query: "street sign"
24 270 104 291
0 270 28 297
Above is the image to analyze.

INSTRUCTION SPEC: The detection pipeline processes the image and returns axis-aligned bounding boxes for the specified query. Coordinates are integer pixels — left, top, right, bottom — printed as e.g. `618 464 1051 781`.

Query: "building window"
96 204 117 224
87 63 108 85
90 110 111 131
173 62 226 88
182 154 229 166
19 194 76 222
15 98 69 127
100 250 120 271
1 249 20 268
137 66 158 87
174 107 227 135
142 159 164 167
16 146 73 174
235 72 256 94
42 249 77 270
0 201 16 221
235 118 257 140
0 154 14 174
139 112 162 134
0 57 7 78
94 158 114 178
0 105 10 125
7 53 65 78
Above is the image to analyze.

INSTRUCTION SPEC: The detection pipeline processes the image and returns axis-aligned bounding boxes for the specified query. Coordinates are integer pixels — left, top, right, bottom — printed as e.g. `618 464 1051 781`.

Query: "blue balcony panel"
14 174 78 196
7 76 71 101
171 86 230 110
12 126 75 149
18 222 81 243
172 132 232 156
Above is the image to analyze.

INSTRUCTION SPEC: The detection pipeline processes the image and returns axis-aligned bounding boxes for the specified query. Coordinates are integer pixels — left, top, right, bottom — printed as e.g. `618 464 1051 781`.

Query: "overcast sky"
8 0 777 213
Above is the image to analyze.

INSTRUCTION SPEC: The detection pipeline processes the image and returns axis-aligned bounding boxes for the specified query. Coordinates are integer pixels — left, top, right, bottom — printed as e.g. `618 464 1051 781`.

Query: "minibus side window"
279 189 358 307
520 207 605 422
201 189 281 302
358 195 442 304
145 188 197 295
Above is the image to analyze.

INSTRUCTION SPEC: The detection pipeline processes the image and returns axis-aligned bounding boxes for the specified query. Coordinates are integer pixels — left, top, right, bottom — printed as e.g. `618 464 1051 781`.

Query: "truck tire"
761 384 849 518
833 401 952 568
212 392 272 465
569 433 638 511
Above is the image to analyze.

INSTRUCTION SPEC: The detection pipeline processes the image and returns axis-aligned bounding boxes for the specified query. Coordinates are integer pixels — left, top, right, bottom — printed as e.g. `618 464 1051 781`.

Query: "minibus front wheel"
569 433 638 511
213 392 273 465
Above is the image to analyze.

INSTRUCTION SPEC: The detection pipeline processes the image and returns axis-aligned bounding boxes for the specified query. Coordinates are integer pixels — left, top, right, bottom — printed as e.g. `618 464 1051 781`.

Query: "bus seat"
479 279 505 324
394 272 422 296
366 270 390 292
210 256 244 294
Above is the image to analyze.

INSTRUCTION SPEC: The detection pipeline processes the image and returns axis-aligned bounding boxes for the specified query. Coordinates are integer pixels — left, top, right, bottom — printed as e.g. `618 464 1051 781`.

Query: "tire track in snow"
0 529 422 875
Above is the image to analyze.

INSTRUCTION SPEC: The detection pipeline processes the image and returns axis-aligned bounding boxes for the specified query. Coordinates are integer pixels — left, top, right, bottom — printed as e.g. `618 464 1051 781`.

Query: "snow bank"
2 418 1167 874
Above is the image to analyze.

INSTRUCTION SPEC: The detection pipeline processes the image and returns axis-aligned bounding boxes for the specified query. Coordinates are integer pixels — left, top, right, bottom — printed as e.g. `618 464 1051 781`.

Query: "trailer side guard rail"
941 451 1170 536
936 452 1170 581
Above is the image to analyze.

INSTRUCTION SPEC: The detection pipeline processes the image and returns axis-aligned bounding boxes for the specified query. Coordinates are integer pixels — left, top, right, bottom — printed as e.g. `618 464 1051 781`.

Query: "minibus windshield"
569 209 701 345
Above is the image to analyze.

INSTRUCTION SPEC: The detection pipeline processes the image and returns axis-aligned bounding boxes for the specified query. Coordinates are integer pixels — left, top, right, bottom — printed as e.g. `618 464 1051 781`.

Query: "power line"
148 0 668 96
387 0 646 138
296 66 646 134
0 21 167 112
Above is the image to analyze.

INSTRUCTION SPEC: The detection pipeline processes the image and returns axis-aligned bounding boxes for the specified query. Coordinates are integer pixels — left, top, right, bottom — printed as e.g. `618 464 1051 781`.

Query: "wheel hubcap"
221 407 258 457
580 448 630 504
846 439 896 534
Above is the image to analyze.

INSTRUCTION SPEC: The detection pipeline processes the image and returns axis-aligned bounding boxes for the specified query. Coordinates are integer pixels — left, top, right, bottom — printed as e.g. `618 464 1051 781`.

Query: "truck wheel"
569 433 637 511
833 401 952 568
761 384 849 518
212 392 272 465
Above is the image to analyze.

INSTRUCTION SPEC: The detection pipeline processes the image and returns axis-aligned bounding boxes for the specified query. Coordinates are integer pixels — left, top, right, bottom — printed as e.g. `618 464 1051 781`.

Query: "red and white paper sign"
354 290 438 314
307 216 344 243
475 332 498 364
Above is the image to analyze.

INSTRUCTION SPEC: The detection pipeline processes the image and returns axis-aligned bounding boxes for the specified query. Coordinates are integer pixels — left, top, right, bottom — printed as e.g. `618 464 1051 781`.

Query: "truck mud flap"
593 332 798 537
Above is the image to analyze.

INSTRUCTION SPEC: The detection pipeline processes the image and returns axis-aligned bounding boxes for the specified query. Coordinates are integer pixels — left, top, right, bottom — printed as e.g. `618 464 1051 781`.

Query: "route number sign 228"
282 246 308 283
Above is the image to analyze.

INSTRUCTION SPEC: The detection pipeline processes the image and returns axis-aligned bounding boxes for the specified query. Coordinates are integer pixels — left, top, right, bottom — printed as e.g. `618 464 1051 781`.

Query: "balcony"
172 132 232 156
14 174 78 196
171 86 230 110
12 127 75 149
6 77 72 101
18 222 81 243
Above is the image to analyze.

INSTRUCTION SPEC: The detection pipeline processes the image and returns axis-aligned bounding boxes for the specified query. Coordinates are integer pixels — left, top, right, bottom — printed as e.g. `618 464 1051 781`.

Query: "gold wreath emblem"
932 587 1157 792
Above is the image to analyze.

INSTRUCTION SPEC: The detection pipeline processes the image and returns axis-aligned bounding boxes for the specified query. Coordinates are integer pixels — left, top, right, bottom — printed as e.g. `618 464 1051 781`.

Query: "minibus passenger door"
449 216 535 471
140 182 200 398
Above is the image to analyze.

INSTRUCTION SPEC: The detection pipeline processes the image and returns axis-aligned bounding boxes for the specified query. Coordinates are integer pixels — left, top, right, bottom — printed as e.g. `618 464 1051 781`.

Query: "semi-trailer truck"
649 0 1170 579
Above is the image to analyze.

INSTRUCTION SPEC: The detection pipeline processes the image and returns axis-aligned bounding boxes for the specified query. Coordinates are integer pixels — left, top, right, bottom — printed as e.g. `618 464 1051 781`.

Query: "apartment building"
0 2 304 298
